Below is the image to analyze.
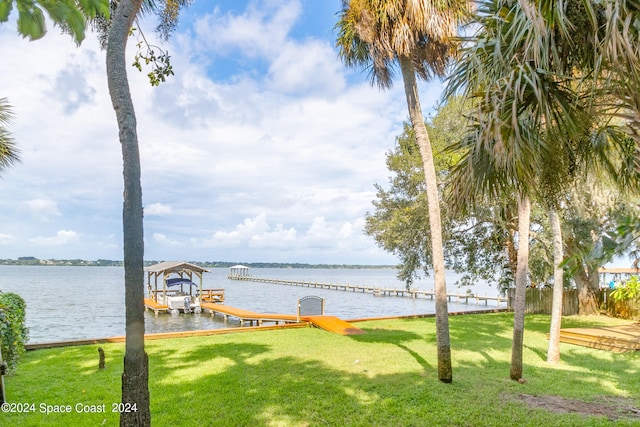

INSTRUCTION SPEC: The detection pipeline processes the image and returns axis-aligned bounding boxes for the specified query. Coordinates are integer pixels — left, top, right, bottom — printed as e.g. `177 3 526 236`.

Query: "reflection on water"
0 266 503 344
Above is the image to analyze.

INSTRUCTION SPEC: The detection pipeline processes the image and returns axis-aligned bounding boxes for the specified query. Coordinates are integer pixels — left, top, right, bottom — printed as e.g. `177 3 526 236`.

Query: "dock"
553 323 640 353
144 298 169 315
200 302 364 335
227 275 507 306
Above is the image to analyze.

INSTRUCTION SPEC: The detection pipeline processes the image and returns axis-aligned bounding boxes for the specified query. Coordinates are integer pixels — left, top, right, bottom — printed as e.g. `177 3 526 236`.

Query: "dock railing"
200 288 225 303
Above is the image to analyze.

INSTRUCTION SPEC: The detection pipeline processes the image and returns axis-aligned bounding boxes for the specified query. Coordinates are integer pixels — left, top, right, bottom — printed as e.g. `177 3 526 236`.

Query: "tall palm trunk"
106 0 150 425
546 206 564 364
399 55 452 383
510 194 530 380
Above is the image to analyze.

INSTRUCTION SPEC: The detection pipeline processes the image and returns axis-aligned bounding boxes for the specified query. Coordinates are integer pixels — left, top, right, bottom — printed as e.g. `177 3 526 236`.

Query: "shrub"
608 276 640 319
610 275 640 302
0 292 29 374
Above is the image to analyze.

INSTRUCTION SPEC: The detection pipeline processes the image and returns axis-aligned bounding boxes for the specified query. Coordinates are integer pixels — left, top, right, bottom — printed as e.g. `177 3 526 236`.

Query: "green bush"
610 275 640 302
0 292 29 374
607 276 640 319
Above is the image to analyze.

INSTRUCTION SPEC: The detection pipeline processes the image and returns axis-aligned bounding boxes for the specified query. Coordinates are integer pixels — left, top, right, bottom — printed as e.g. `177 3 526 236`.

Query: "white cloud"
196 213 369 254
152 233 183 247
29 230 79 246
338 221 355 240
22 199 62 222
145 203 173 216
267 39 346 95
306 217 334 241
0 234 15 245
210 213 276 246
0 2 429 265
193 0 302 57
45 51 99 114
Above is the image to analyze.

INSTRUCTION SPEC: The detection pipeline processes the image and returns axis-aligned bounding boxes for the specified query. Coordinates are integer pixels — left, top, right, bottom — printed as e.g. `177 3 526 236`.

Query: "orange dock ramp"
303 315 365 335
200 303 365 335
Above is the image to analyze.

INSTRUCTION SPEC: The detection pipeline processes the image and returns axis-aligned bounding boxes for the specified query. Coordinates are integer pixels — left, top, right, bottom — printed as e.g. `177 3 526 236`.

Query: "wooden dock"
553 323 640 353
305 315 365 335
200 302 297 326
228 275 507 306
199 302 364 335
144 298 169 315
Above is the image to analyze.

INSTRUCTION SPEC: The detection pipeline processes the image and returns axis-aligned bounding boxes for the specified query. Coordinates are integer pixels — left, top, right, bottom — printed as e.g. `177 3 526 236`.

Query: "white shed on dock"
229 265 250 277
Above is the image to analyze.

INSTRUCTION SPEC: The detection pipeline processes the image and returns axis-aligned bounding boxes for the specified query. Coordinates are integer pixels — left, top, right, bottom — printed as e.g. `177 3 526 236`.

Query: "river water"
0 266 505 344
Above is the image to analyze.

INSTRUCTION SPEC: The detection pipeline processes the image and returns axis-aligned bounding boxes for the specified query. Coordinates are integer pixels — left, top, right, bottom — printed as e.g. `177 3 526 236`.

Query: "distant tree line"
0 258 393 269
0 258 124 266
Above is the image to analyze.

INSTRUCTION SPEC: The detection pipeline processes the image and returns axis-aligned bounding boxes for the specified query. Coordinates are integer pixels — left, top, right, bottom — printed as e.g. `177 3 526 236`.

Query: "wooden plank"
144 298 169 315
303 316 365 335
143 298 168 309
200 303 265 319
550 324 640 353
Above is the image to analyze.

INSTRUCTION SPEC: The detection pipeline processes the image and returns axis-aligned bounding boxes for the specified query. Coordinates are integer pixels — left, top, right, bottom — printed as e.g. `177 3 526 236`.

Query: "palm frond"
0 97 20 175
336 0 471 88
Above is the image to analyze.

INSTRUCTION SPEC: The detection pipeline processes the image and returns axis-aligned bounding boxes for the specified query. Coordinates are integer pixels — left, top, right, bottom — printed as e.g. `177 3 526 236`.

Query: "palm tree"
106 1 149 425
105 2 189 424
0 98 19 175
546 206 564 363
445 0 593 379
336 0 471 383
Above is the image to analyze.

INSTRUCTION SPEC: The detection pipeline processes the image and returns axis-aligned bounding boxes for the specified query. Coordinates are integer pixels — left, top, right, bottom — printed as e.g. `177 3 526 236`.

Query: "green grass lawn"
4 313 639 426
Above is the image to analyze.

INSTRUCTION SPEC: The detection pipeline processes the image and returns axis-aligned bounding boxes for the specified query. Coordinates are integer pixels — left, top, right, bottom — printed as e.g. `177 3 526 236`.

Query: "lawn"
3 313 639 426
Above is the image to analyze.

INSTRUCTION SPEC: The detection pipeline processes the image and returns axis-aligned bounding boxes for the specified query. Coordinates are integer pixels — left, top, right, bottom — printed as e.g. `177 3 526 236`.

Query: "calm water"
0 266 504 344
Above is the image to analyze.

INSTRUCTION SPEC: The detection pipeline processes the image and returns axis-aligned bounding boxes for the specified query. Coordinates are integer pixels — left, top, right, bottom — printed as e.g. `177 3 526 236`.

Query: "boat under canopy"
144 261 224 315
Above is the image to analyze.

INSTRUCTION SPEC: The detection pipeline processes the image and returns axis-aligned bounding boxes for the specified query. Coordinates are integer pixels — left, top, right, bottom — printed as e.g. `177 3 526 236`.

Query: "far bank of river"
0 266 504 344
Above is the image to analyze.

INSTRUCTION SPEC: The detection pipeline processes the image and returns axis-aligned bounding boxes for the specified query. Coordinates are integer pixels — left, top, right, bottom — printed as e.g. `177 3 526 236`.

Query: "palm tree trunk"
399 55 452 383
546 206 564 364
106 1 150 425
510 194 530 380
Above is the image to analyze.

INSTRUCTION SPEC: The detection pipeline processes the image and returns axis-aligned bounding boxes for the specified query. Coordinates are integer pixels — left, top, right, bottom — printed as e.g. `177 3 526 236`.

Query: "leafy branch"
130 24 174 86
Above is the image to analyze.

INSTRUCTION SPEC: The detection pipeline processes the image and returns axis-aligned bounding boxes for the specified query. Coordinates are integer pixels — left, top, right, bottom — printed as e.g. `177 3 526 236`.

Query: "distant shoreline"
0 257 396 270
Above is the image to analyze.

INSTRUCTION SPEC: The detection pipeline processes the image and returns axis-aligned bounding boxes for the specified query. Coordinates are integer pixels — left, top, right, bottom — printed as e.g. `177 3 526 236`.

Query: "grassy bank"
4 313 639 426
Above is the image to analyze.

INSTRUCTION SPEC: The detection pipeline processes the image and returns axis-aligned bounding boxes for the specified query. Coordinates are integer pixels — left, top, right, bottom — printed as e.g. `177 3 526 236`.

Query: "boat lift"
144 261 224 315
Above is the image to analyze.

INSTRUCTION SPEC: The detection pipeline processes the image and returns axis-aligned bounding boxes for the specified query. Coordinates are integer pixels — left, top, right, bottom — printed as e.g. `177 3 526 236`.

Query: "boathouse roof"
230 264 249 269
145 261 210 274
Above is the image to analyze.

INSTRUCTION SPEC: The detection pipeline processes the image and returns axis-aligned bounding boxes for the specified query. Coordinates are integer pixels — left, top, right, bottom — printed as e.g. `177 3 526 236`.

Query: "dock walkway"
199 302 364 335
228 275 507 306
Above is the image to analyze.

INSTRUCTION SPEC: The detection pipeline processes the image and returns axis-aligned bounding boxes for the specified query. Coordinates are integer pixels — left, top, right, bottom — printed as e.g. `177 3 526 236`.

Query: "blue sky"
0 0 447 264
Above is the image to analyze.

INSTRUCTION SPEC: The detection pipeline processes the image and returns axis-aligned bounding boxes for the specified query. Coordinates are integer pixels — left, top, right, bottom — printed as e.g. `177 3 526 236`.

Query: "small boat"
144 261 225 315
165 278 202 314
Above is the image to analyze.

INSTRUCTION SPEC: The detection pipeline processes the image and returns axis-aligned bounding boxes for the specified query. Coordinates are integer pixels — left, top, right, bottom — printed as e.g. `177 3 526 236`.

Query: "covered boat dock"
144 261 224 315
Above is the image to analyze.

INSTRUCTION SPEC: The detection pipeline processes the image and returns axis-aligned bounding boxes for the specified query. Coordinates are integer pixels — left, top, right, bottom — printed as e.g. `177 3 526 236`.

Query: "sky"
0 0 447 264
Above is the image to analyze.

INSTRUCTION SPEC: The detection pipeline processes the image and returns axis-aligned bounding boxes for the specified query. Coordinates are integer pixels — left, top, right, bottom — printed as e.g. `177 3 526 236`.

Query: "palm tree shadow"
525 344 547 361
350 327 432 370
397 343 431 370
